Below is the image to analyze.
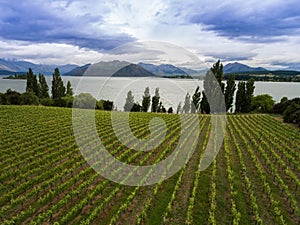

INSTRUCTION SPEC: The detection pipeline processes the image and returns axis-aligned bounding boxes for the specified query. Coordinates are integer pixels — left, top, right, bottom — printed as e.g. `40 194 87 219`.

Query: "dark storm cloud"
0 1 135 50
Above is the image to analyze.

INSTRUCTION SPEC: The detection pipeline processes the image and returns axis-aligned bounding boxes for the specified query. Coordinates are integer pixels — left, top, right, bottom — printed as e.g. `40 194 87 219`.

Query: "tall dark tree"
200 61 225 114
200 91 210 114
224 74 236 112
183 92 191 113
176 102 182 114
191 86 201 113
244 78 255 113
211 60 225 93
235 81 246 113
124 90 134 112
142 87 151 112
38 73 49 98
26 68 39 96
151 88 160 112
66 81 73 96
51 68 65 99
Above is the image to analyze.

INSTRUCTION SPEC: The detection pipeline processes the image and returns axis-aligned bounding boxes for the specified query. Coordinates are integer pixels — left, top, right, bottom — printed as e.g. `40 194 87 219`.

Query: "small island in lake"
3 74 27 79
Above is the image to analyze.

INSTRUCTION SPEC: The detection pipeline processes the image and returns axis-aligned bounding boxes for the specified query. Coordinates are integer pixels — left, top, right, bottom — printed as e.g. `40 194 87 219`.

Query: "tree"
1 89 21 105
191 86 201 113
26 68 39 96
245 78 255 113
283 102 300 125
251 94 275 113
235 81 246 113
20 91 39 105
131 102 142 112
200 91 210 114
167 107 173 113
200 61 225 114
142 87 151 112
73 93 96 109
124 90 134 112
66 81 73 96
51 68 66 99
176 102 182 114
183 92 191 113
38 73 49 98
211 60 225 93
224 74 236 112
151 88 160 112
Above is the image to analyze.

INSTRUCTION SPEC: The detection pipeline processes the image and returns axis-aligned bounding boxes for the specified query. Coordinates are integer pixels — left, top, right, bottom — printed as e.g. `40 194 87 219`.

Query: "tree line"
123 60 256 114
0 68 113 110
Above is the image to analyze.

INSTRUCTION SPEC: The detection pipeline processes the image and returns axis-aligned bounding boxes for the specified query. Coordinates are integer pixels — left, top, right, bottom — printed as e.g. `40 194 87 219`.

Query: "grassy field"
0 105 299 225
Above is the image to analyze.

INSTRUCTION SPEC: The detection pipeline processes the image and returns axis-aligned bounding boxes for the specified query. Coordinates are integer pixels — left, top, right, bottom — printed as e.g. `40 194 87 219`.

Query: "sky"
0 0 299 70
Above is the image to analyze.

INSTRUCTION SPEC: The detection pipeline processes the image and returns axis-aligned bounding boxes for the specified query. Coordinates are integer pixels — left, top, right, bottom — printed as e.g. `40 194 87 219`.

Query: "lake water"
0 75 299 110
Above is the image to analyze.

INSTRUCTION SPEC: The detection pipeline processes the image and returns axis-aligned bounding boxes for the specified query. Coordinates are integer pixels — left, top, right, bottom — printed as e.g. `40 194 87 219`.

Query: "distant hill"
112 64 156 77
138 63 189 76
63 64 90 76
224 62 268 74
0 58 77 75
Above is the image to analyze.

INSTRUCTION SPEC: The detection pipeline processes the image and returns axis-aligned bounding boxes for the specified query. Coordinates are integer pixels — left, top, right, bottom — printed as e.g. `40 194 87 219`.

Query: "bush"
1 89 21 105
40 98 53 106
283 102 300 125
251 94 274 113
73 93 96 109
20 91 39 105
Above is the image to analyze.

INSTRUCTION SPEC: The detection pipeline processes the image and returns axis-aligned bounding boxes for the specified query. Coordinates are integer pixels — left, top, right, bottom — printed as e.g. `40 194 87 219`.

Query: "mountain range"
0 58 77 75
0 58 299 77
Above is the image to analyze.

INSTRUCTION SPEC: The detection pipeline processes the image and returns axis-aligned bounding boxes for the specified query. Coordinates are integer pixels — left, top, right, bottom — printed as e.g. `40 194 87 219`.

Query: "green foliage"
66 81 73 96
26 68 39 96
235 82 245 113
200 91 210 114
283 102 300 126
39 98 53 106
124 90 135 112
211 60 225 92
97 99 114 111
176 102 182 114
167 107 173 113
251 94 275 113
1 89 21 105
245 78 255 113
142 87 151 112
38 74 49 99
151 88 160 112
61 95 74 108
273 97 300 114
73 93 96 109
191 86 201 113
224 74 236 112
183 92 191 113
131 102 142 112
235 79 255 113
20 91 40 105
51 68 66 99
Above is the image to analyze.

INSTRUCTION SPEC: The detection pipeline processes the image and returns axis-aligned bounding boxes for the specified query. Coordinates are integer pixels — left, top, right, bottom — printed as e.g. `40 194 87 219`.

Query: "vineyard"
0 105 299 225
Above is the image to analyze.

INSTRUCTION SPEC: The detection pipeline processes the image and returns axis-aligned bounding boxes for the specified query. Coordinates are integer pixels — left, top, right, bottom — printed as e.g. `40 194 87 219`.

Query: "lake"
0 75 299 110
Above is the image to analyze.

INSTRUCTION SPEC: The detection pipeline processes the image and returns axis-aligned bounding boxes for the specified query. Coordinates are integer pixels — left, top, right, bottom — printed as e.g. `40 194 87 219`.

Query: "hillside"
224 62 268 73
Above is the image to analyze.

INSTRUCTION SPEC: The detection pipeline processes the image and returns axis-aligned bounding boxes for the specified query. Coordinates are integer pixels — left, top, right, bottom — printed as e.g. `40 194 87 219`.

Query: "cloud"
0 0 135 50
187 0 300 42
204 51 257 62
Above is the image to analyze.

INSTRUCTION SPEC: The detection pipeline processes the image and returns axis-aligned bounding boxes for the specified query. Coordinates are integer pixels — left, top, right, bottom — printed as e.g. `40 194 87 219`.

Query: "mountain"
63 64 90 76
112 64 156 77
224 62 268 74
138 63 189 76
0 58 78 75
